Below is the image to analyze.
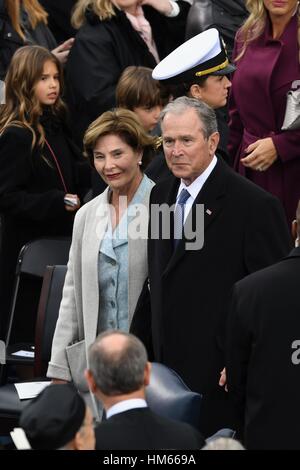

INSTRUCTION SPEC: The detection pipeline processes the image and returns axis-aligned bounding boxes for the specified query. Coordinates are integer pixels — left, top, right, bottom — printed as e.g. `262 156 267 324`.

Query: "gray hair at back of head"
88 331 148 396
160 96 218 139
202 437 245 450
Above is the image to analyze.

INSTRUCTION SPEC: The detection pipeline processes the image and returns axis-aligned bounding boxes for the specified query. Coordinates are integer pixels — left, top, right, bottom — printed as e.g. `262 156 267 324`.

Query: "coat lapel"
83 188 110 347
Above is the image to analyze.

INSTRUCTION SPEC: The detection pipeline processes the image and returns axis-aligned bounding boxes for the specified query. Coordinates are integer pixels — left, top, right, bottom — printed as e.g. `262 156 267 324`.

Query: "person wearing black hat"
145 28 234 183
19 384 95 450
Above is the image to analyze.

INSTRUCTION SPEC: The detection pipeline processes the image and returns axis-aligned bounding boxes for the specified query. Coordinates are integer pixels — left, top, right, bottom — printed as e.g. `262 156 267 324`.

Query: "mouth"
105 173 121 180
47 93 58 99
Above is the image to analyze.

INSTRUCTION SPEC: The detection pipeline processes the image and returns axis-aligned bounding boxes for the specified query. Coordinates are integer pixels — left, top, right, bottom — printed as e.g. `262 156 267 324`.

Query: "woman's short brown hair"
83 108 157 169
116 66 165 110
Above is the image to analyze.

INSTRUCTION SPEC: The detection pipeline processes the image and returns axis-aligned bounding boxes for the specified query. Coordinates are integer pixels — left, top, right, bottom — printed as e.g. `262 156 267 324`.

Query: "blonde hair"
84 108 157 169
236 0 300 63
5 0 48 40
71 0 115 28
0 46 66 148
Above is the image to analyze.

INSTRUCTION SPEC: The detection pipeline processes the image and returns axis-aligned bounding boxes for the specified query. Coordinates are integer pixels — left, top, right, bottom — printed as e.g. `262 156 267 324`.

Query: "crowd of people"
0 0 300 451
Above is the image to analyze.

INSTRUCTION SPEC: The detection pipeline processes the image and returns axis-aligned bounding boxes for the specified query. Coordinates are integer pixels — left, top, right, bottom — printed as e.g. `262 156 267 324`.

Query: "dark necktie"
173 188 190 248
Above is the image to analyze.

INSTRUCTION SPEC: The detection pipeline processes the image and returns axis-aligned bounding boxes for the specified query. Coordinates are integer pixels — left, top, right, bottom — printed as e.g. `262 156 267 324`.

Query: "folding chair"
4 238 71 371
0 265 67 434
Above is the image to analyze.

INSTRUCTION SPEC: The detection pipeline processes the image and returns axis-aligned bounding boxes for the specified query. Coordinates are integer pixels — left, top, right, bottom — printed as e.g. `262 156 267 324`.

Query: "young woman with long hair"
0 45 89 340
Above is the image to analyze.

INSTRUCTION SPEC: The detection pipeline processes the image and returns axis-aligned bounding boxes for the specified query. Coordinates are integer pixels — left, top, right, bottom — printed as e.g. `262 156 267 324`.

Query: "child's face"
34 60 60 106
133 105 162 132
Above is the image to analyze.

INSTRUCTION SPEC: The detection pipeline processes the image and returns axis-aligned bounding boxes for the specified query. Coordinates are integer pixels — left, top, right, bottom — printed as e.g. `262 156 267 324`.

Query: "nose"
103 156 115 171
49 77 57 88
153 106 161 120
224 76 232 88
172 140 183 157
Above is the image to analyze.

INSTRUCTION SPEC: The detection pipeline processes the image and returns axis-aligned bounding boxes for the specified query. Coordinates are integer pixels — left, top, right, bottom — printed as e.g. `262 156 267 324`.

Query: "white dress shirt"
106 398 147 419
175 155 217 223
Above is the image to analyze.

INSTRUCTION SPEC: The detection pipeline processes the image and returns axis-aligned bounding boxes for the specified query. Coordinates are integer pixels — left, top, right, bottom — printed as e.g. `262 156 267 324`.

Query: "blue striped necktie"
174 188 190 248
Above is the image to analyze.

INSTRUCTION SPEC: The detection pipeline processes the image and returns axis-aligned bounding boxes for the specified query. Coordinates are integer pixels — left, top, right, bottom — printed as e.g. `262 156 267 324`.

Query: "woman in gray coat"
47 109 156 415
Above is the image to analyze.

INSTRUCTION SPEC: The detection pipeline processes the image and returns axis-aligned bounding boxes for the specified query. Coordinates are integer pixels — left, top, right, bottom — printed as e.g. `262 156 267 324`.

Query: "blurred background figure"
228 0 300 225
0 0 74 80
146 28 235 183
226 200 300 450
0 46 88 340
47 110 156 418
116 66 165 134
39 0 77 43
185 0 248 58
65 0 190 147
19 383 95 450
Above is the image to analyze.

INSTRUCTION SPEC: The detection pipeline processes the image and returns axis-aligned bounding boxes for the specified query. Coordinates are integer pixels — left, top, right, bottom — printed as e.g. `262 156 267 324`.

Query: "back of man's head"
88 331 148 396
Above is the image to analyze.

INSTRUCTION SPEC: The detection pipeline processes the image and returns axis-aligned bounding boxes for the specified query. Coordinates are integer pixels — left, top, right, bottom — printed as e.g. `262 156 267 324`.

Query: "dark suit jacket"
95 407 204 450
226 247 300 450
132 157 291 436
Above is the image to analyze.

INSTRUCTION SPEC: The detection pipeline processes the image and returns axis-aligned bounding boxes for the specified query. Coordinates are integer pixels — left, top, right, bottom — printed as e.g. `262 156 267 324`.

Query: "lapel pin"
206 209 212 215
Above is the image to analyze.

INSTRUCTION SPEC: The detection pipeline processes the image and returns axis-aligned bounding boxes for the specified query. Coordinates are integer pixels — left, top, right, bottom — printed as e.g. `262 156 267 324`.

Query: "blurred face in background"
133 105 162 132
113 0 139 13
263 0 298 20
190 75 231 109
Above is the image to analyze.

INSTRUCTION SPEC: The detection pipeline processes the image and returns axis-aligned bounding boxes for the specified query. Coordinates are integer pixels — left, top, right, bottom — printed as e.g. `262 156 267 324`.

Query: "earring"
138 161 142 166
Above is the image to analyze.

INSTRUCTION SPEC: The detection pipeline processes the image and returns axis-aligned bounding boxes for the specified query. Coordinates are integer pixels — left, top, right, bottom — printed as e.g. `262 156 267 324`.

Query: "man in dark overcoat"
226 200 300 449
132 96 292 436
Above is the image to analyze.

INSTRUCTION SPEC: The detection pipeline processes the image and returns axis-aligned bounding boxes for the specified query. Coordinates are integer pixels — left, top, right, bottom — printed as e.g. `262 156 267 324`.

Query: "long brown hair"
0 46 67 148
236 0 300 62
5 0 48 40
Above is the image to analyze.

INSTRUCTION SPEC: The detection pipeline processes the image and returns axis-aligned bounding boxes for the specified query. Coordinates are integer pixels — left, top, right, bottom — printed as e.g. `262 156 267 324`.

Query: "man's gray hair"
160 96 218 139
202 437 245 450
88 331 148 396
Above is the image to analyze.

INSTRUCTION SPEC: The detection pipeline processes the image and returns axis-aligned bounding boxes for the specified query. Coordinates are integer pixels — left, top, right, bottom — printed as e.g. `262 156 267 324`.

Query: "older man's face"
162 108 219 186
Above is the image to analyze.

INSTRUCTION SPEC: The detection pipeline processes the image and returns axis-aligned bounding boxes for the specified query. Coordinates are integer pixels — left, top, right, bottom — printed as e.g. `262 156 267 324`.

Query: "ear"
74 431 84 451
189 84 202 100
144 362 152 387
84 369 97 394
291 219 298 242
208 131 220 155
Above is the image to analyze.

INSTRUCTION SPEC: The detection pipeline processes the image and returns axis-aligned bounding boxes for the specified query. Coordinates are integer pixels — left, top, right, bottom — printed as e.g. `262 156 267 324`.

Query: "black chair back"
146 362 202 430
4 238 70 369
0 264 67 434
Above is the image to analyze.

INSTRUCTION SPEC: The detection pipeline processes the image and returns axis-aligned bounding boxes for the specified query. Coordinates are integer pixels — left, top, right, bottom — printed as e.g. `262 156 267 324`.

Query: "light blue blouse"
97 174 152 334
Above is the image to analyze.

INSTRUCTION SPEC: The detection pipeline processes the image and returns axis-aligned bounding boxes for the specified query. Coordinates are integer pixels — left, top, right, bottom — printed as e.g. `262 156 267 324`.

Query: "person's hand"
139 0 173 15
241 137 278 172
219 367 228 392
64 193 81 212
52 37 75 64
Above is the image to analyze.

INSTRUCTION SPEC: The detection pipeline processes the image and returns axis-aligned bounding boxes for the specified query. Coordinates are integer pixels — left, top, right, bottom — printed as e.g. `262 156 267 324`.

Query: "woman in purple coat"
228 0 300 224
